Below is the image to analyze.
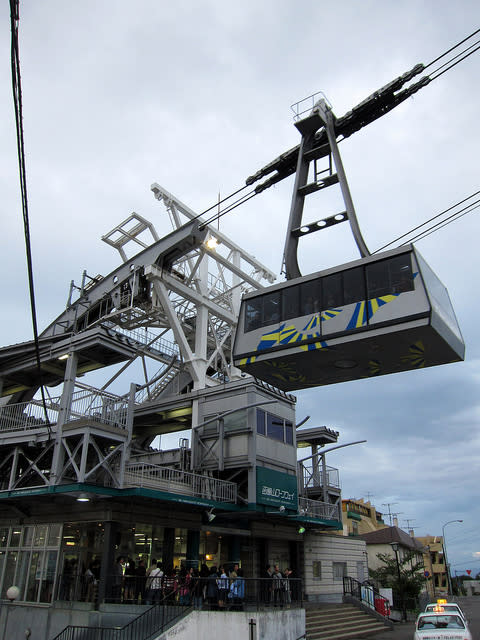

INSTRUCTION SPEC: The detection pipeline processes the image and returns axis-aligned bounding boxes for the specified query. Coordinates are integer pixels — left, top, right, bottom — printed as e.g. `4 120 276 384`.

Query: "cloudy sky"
1 2 479 575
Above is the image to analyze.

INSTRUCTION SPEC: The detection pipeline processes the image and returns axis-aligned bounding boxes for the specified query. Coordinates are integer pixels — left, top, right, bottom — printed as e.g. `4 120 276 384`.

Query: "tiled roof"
360 526 424 550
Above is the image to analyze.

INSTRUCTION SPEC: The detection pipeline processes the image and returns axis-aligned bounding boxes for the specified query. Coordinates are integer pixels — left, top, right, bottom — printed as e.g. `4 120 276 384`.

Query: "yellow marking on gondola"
401 340 425 368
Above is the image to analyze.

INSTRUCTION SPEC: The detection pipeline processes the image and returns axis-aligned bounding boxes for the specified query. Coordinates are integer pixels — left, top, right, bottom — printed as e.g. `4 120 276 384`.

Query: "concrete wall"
157 609 305 640
0 602 304 640
0 601 147 640
303 533 367 603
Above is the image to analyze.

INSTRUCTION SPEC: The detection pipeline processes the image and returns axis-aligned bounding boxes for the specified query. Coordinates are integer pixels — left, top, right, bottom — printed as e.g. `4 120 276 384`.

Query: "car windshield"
418 614 465 630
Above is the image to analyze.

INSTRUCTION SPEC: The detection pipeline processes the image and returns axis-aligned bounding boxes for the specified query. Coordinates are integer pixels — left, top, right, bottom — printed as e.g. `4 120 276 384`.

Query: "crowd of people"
106 558 295 609
60 556 298 608
109 556 247 609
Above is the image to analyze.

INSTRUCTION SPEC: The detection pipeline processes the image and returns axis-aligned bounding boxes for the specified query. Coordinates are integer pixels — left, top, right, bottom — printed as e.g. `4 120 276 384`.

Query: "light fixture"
6 585 20 601
205 509 216 523
334 359 357 369
58 354 70 361
76 493 90 502
265 505 287 514
205 236 219 250
298 526 306 534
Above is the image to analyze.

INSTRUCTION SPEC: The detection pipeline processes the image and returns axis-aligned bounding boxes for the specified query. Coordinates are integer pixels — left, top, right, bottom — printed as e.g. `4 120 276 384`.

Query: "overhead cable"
424 27 480 70
9 0 52 436
373 190 480 253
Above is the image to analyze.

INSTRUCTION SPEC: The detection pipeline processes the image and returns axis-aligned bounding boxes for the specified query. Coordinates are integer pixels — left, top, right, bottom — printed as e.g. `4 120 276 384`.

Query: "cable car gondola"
233 245 464 391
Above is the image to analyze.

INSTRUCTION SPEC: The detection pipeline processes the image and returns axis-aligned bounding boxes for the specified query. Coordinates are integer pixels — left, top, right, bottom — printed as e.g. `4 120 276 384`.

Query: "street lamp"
442 519 463 596
390 542 406 622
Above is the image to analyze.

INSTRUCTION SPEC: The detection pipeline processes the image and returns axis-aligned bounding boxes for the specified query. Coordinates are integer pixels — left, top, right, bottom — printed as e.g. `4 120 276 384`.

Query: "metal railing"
0 388 129 433
118 462 237 503
50 576 303 639
69 389 128 428
343 576 391 619
103 323 179 358
298 460 340 490
290 91 332 122
298 496 341 521
0 400 59 432
51 601 191 640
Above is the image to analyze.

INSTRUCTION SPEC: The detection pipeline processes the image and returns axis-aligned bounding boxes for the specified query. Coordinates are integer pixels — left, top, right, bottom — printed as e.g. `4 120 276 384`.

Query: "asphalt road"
353 596 480 640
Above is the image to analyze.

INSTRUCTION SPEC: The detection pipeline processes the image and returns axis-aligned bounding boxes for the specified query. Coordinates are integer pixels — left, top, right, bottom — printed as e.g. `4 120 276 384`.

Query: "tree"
369 550 425 607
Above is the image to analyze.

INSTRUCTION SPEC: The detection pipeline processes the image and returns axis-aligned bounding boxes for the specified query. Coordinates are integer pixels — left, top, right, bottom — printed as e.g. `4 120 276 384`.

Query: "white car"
424 601 467 622
414 612 472 640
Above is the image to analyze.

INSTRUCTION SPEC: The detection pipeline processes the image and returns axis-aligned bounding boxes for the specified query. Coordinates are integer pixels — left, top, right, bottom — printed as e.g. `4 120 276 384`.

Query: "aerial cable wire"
10 0 52 437
196 30 480 232
400 201 480 245
429 42 480 81
199 189 258 230
373 190 480 253
423 28 480 71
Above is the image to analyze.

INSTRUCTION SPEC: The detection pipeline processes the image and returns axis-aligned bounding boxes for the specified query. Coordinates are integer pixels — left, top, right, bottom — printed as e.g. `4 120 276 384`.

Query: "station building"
0 204 368 639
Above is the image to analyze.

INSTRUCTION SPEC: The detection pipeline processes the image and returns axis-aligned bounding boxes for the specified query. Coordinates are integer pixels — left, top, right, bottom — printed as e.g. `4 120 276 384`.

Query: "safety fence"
119 461 237 503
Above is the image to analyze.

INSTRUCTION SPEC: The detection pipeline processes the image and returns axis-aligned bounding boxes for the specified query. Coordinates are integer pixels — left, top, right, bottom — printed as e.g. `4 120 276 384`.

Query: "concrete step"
305 604 389 640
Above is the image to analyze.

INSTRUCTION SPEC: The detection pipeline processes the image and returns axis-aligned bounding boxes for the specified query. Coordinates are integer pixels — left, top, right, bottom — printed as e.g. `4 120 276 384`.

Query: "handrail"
298 496 341 521
50 578 304 639
343 575 391 619
51 597 191 640
114 461 238 503
0 388 129 433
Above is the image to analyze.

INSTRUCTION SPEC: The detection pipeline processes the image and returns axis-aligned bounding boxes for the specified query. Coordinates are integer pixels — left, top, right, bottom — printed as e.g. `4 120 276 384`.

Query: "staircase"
305 604 390 640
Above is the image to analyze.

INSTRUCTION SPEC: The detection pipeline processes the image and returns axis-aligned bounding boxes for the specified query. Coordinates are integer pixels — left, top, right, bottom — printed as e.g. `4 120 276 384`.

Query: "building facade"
0 196 368 639
416 535 448 598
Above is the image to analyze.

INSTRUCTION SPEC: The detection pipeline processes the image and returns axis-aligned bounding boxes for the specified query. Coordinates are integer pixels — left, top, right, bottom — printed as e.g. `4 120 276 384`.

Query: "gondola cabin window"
243 253 414 333
366 254 414 298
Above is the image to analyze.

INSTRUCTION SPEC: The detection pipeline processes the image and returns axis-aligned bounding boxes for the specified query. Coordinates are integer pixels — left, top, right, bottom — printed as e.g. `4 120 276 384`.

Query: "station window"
333 561 347 581
267 414 284 442
313 560 322 579
256 409 294 446
256 409 266 435
285 421 293 445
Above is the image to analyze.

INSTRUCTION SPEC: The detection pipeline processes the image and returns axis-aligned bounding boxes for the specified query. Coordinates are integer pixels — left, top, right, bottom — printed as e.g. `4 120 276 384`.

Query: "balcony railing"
117 462 237 503
298 460 340 491
298 496 341 521
0 389 129 434
0 400 59 432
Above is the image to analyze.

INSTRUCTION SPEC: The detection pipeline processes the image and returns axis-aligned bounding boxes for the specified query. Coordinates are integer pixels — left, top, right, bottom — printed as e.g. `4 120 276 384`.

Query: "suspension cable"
373 190 480 253
424 28 480 70
199 189 258 230
429 42 480 81
400 201 480 246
